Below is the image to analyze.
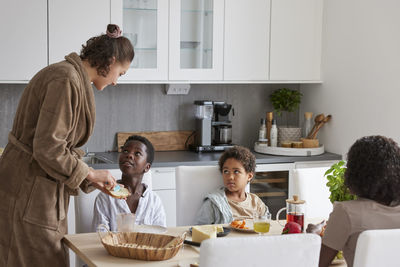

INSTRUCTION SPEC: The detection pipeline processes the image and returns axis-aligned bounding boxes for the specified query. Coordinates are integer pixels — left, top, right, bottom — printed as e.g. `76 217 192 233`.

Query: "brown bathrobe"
0 53 96 267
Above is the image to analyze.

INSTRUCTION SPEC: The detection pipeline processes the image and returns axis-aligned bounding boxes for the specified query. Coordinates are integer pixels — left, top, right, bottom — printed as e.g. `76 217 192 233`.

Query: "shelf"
181 9 213 14
252 178 287 184
254 192 287 198
135 47 157 51
123 7 157 12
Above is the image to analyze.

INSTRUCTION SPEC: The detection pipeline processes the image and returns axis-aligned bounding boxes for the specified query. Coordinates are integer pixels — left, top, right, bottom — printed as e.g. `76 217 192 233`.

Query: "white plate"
230 219 256 233
134 224 167 234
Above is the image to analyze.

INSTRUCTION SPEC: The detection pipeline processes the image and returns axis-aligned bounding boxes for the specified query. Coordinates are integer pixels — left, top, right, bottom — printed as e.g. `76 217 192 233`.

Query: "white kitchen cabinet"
269 0 323 81
0 0 47 81
223 0 270 81
169 0 224 81
152 167 176 227
48 0 111 64
111 0 169 81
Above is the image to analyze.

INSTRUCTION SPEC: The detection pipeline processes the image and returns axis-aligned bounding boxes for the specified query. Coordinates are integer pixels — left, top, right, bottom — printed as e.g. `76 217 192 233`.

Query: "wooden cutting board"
117 131 195 152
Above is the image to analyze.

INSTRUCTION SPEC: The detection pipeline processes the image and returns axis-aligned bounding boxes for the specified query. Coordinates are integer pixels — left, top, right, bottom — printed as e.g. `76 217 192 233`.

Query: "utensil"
306 114 325 139
310 115 332 139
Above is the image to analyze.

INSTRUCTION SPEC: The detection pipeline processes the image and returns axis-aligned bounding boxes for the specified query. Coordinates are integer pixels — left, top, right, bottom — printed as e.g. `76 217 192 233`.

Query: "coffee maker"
190 100 234 152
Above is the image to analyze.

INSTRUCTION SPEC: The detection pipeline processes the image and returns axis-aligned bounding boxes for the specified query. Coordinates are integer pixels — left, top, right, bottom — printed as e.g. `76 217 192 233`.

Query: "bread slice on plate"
106 184 131 199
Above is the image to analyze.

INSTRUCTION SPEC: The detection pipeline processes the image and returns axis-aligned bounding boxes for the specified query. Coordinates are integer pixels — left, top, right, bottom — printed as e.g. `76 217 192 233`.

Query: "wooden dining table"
63 219 347 267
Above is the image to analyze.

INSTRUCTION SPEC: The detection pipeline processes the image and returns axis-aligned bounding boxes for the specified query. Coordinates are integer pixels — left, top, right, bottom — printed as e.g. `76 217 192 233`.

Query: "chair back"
292 165 333 218
200 234 321 267
353 228 400 267
175 165 223 226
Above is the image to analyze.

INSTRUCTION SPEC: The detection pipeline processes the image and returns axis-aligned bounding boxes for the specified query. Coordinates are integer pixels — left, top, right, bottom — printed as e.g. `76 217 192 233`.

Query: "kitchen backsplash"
0 83 299 151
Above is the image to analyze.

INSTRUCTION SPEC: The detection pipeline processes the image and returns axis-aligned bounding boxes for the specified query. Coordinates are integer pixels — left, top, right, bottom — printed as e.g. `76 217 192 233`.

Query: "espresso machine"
190 100 234 152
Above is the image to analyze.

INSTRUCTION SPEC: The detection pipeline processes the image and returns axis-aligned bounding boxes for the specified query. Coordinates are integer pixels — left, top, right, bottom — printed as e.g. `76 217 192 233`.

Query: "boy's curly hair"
218 146 256 173
345 135 400 205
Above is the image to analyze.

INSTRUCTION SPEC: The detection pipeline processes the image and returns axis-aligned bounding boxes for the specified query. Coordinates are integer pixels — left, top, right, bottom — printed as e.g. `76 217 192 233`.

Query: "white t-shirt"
92 184 166 232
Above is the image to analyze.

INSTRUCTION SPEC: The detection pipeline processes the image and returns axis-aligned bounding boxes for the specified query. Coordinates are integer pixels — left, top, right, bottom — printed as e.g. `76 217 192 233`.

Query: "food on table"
306 220 326 236
215 225 224 233
107 184 131 199
230 220 249 229
192 225 218 243
282 221 302 234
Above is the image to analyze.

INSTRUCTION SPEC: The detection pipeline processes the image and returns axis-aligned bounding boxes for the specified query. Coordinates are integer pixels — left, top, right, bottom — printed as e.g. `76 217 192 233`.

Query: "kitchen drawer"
152 167 176 190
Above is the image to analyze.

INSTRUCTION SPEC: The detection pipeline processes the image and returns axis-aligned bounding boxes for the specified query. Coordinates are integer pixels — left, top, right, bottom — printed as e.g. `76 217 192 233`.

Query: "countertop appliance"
190 100 234 152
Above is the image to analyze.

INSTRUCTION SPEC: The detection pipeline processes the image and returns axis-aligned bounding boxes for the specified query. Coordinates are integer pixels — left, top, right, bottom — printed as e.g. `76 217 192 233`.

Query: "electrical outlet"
165 84 191 95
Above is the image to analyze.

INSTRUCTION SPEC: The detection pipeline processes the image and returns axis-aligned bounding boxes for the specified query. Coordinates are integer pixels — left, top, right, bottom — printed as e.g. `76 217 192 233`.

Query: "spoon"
306 114 325 139
310 115 332 139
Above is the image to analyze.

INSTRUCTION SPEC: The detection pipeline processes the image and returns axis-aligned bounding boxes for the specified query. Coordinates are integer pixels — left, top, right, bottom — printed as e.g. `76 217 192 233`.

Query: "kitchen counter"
90 150 342 169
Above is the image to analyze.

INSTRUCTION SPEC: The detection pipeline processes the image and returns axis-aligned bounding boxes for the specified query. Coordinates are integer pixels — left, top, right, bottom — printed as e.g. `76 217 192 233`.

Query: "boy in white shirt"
92 135 166 231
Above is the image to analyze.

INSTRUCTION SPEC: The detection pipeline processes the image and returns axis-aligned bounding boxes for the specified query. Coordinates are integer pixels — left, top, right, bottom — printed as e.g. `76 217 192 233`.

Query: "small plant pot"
302 138 319 148
278 127 301 146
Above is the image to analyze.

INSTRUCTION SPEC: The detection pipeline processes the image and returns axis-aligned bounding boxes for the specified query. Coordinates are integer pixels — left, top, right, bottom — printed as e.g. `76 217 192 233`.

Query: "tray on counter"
254 142 324 156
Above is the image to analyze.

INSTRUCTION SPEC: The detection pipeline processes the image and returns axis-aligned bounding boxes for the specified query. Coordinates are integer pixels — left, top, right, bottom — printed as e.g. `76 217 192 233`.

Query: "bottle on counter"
270 119 278 147
303 112 313 138
259 118 267 141
266 112 273 146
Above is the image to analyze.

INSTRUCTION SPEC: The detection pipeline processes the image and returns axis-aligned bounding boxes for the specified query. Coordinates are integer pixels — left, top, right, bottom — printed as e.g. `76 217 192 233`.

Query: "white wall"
300 0 400 157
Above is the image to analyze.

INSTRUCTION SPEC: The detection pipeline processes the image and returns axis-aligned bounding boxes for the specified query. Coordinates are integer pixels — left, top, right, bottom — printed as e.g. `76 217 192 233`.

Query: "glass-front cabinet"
111 0 168 81
169 0 224 80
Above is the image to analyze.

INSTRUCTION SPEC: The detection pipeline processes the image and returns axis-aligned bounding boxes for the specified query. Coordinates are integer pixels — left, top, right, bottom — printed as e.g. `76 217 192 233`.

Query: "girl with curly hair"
319 135 400 267
196 146 269 225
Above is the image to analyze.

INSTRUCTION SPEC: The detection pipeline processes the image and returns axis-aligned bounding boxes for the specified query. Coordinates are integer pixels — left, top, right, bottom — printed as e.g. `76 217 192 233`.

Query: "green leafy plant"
324 160 357 203
269 88 302 126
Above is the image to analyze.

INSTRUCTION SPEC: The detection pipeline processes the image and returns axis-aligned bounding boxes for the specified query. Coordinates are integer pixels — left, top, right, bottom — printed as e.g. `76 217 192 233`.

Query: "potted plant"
324 160 357 263
324 160 357 203
269 88 303 144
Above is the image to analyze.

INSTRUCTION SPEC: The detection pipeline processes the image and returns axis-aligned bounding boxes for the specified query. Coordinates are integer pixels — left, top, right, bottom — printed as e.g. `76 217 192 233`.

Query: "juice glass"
253 212 271 235
116 213 136 232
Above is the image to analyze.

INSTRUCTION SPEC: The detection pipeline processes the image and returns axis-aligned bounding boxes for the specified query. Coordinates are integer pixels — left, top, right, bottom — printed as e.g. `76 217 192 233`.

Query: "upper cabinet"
1 0 323 83
223 0 271 81
169 0 224 81
49 0 111 64
269 0 323 81
0 0 47 81
111 0 169 81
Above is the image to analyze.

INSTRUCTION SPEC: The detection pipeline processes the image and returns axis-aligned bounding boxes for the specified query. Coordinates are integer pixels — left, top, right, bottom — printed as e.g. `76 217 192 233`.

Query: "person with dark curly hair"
0 24 133 266
196 146 269 225
318 135 400 267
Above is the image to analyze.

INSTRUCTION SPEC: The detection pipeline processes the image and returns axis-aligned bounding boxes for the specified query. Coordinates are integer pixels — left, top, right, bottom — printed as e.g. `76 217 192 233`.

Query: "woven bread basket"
98 224 185 261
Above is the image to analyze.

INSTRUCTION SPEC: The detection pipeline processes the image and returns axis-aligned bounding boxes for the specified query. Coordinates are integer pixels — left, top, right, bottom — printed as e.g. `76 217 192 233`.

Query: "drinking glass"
116 213 136 232
253 212 271 235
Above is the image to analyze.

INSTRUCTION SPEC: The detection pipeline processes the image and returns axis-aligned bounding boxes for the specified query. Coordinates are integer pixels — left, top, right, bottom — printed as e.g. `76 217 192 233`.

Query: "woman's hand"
86 169 117 193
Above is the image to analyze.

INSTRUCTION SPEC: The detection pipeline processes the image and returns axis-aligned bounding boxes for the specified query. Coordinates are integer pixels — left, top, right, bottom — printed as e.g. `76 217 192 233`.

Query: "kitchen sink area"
81 154 114 165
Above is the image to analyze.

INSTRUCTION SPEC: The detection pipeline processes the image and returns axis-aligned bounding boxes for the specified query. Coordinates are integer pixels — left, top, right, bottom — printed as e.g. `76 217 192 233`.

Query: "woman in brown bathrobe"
0 24 133 266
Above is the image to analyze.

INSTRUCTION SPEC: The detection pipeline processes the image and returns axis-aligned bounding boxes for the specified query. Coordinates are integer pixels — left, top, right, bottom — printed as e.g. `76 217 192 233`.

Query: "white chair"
292 164 333 219
353 229 400 267
200 234 321 267
175 165 223 226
